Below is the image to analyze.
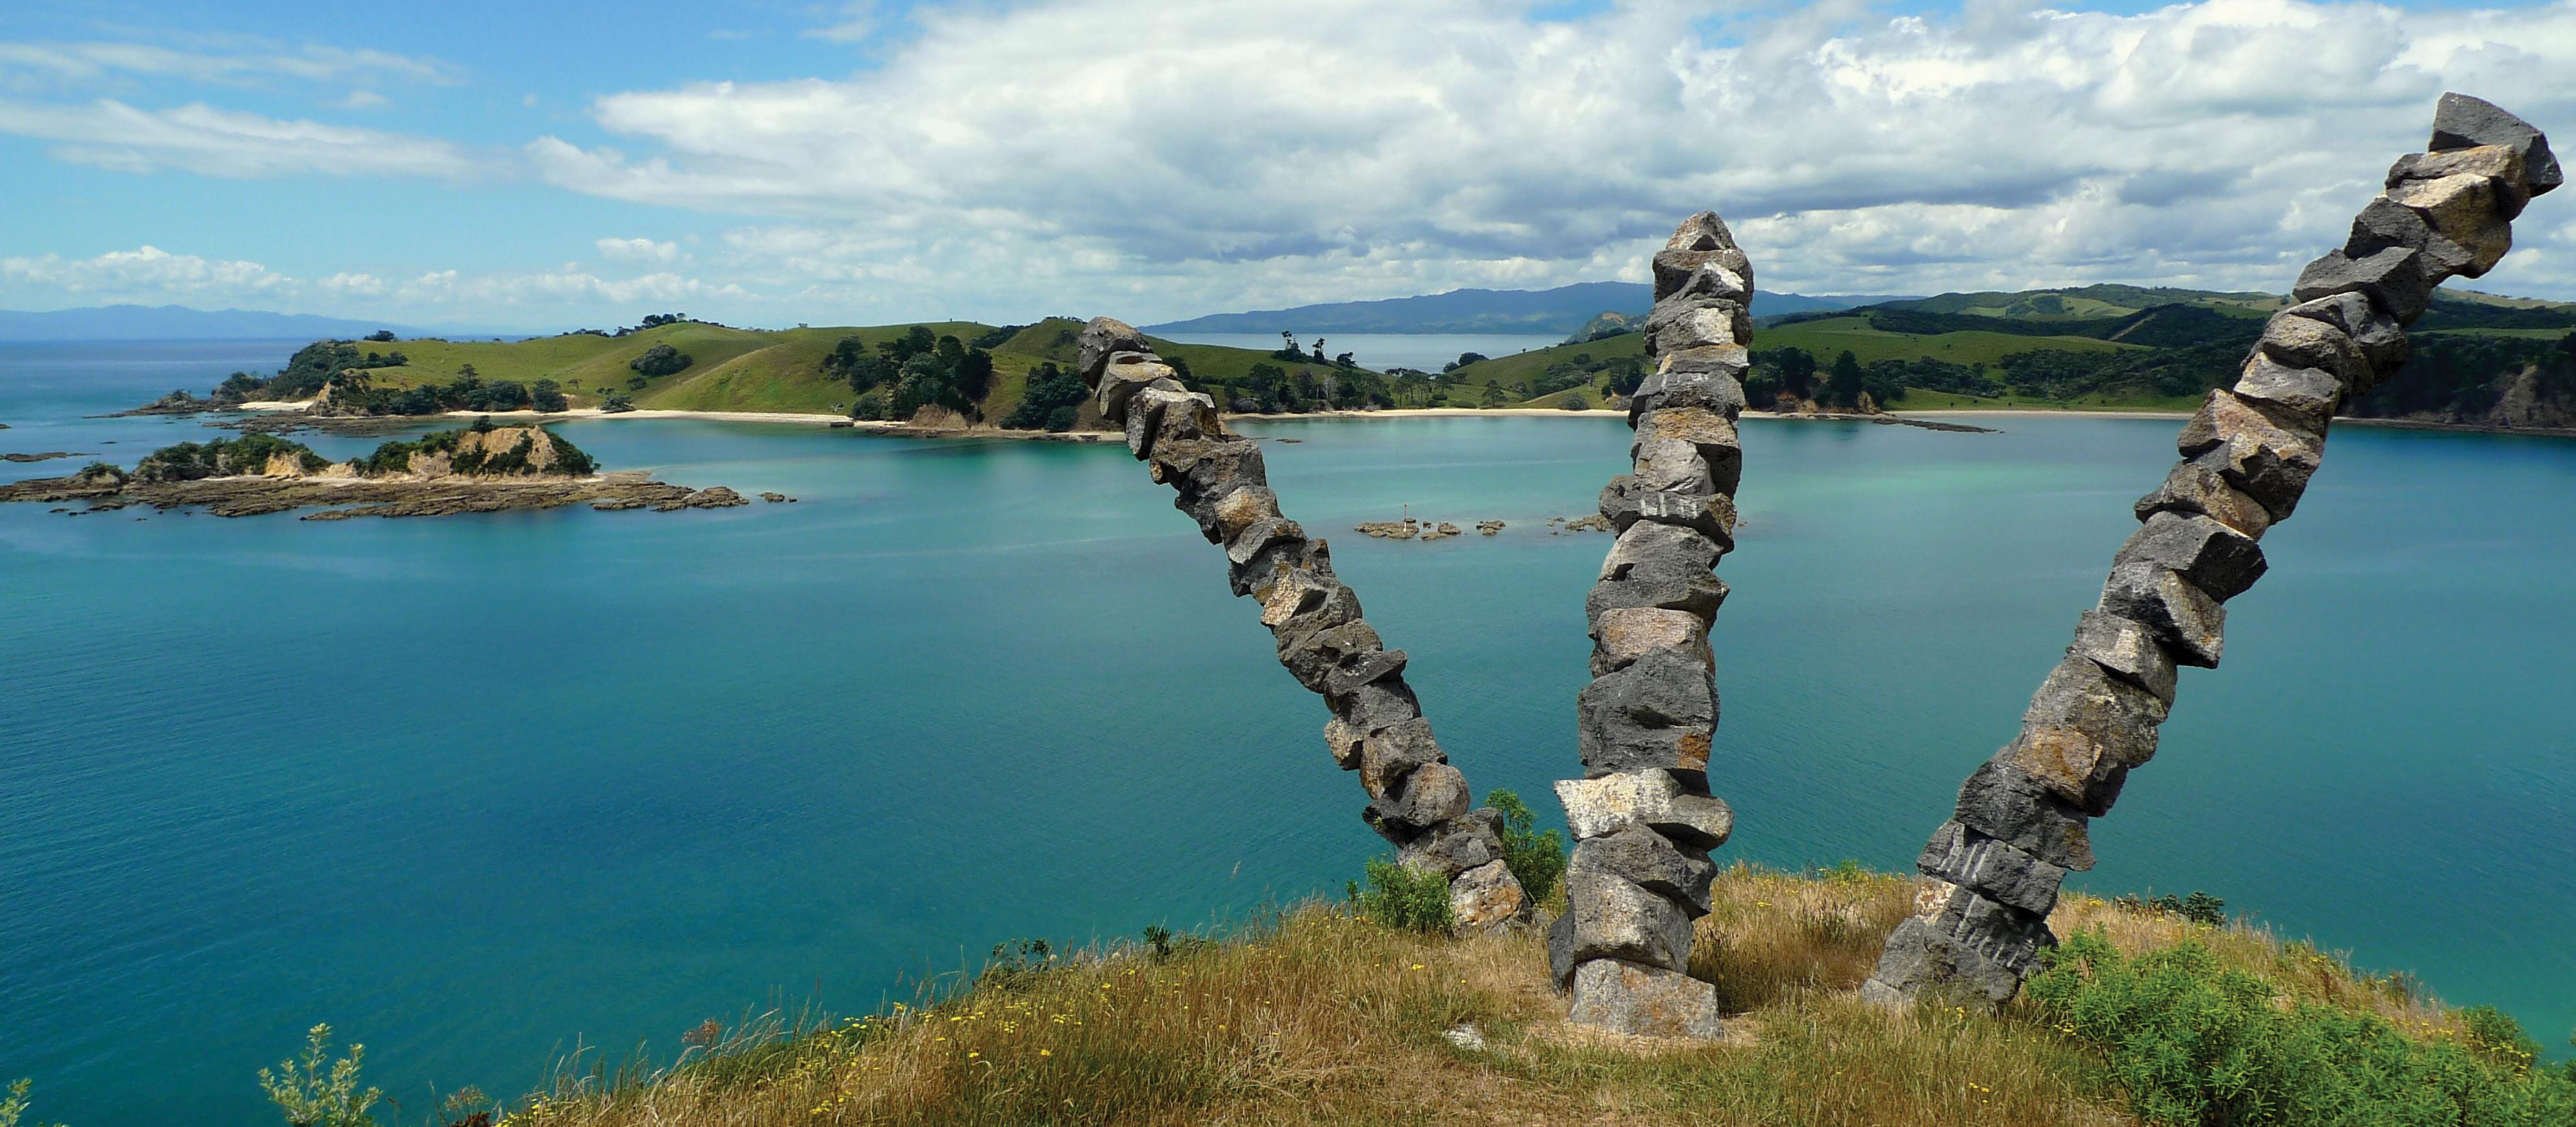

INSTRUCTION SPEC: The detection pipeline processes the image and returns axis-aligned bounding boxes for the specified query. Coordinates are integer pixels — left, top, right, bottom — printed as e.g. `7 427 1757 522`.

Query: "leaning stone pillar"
1548 212 1752 1038
1863 93 2559 1008
1072 316 1530 930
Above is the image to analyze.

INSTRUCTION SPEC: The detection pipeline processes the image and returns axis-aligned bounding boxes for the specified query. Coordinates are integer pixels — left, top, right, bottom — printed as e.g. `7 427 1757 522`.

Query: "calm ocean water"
5 342 2573 1124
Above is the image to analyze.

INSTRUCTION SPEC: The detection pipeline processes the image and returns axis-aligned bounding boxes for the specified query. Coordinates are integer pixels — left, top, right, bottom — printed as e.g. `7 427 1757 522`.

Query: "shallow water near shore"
6 341 2575 1124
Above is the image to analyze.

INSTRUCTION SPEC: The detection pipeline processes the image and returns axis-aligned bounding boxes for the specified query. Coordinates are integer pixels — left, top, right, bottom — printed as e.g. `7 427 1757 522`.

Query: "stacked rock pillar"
1548 212 1752 1038
1863 93 2560 1008
1072 316 1530 930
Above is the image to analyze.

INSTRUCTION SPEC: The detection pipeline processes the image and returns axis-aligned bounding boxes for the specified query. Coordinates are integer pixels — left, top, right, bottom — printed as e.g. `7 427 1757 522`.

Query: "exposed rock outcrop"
1077 315 1530 932
1863 92 2559 1009
1552 211 1752 1039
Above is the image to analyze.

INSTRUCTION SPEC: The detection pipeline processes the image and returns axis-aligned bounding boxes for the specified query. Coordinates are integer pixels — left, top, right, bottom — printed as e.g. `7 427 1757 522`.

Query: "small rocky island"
0 422 746 520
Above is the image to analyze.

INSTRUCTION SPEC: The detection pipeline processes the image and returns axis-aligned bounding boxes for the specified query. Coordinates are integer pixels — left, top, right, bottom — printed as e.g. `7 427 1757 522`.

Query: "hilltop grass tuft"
451 865 2571 1127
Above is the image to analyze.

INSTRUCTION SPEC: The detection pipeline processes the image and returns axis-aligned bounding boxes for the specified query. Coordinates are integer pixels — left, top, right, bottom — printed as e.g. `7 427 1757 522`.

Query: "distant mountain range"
1144 282 1916 336
0 305 413 342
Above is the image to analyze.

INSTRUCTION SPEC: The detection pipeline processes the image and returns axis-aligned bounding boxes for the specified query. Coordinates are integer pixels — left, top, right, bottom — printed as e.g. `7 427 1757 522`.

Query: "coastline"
213 401 2574 441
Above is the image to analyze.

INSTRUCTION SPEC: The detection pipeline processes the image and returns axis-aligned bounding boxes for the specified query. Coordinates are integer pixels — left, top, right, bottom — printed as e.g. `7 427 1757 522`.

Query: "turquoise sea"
5 341 2573 1124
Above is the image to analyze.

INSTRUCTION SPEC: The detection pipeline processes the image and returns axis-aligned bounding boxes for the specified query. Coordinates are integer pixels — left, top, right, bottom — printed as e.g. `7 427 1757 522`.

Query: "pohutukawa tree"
1864 92 2561 1008
1548 211 1754 1038
1072 316 1532 930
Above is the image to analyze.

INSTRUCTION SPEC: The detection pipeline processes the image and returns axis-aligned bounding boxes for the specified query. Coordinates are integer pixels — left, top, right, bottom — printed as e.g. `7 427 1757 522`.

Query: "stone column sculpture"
1547 212 1753 1038
1073 316 1530 930
1864 93 2559 1008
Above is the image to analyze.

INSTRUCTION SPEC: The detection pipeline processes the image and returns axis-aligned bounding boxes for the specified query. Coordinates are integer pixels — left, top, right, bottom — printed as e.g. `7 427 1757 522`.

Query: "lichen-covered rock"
1076 317 1149 383
1565 871 1693 971
1567 960 1724 1039
2279 291 2409 378
1864 882 2056 1010
2294 246 2434 323
1570 823 1716 914
2427 92 2560 196
2101 562 2225 668
2112 512 2268 602
1554 770 1733 848
2134 456 2275 540
1448 860 1528 931
2070 609 2179 704
1916 821 2068 916
2176 390 2323 521
1577 648 1718 776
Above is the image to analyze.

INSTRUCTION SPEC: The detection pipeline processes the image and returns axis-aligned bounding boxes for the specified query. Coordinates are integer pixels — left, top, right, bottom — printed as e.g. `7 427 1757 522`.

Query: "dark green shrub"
1347 858 1451 934
2028 928 2576 1126
630 343 693 377
1484 789 1565 904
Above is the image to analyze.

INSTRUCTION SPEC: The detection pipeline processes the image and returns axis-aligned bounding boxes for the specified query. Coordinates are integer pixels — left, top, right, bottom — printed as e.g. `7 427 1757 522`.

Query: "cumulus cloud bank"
521 0 2576 319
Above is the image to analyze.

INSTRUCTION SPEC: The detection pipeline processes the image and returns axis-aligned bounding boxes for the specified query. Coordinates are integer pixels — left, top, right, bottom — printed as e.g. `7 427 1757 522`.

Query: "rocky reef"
0 425 746 519
1863 92 2561 1009
1076 315 1531 932
1547 212 1753 1039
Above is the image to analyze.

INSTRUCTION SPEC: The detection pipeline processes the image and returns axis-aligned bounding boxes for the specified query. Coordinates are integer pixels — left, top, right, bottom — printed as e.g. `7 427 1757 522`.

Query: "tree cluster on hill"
314 365 569 417
2351 331 2576 421
629 343 694 380
1746 347 1901 410
828 325 996 422
1269 332 1356 368
1000 362 1087 431
132 434 327 481
353 419 597 478
200 341 415 405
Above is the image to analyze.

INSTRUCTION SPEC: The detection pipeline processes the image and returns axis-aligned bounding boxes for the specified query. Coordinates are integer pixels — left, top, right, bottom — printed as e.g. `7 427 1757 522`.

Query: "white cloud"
0 40 455 86
0 97 475 179
0 246 745 326
1 245 291 299
334 90 388 110
595 237 681 263
515 0 2576 319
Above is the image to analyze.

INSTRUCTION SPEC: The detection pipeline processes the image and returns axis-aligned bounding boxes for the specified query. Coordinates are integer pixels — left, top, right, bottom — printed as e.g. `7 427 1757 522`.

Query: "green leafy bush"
2028 929 2576 1126
1 1078 64 1127
1347 858 1451 934
1484 789 1566 904
258 1024 379 1127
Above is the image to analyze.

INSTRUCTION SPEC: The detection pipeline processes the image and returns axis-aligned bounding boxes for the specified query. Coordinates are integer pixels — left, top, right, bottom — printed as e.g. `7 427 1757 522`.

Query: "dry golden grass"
495 867 2481 1127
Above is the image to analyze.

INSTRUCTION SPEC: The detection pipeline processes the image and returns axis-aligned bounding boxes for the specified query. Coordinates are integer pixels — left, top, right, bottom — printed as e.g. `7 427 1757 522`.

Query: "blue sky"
5 0 2574 330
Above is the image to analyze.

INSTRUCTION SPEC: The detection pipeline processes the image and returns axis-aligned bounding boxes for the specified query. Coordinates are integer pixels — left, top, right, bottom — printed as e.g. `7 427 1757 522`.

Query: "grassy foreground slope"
499 866 2570 1127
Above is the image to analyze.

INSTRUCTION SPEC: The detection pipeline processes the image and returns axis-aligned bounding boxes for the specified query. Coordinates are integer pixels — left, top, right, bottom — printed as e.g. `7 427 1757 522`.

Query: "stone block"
2279 292 2409 377
1279 617 1381 691
1076 316 1149 383
2427 92 2560 197
1863 882 2057 1008
1322 715 1367 771
1211 486 1282 544
2176 390 2323 521
1326 647 1409 697
2294 246 2434 324
1633 407 1743 494
1565 871 1693 971
2389 144 2530 218
1651 249 1752 305
1618 490 1739 549
1225 515 1303 566
1585 571 1729 626
1916 820 2069 916
1952 758 2094 871
2233 354 2344 426
1369 761 1470 834
2345 196 2478 285
2070 608 2179 704
2012 654 2168 811
2388 174 2512 278
1094 355 1172 424
1667 210 1742 254
2134 455 2273 540
1358 719 1441 799
1404 817 1500 878
1126 386 1209 459
1599 519 1724 585
1629 433 1715 495
1570 824 1717 914
1577 648 1717 776
1629 367 1747 422
1568 959 1724 1039
1331 678 1422 736
1548 909 1577 992
1448 859 1528 931
2101 562 2225 669
1554 769 1734 848
1644 298 1753 354
1591 607 1712 677
2251 315 2364 398
1255 559 1356 627
2112 511 2268 601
